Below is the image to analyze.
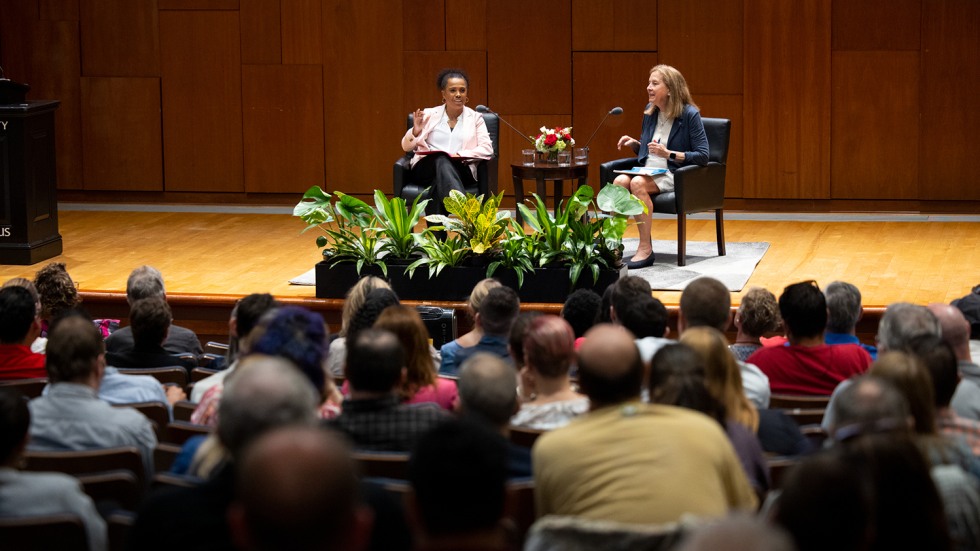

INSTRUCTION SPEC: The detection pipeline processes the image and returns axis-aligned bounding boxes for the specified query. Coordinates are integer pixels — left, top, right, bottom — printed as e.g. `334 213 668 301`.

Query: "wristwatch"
669 152 677 160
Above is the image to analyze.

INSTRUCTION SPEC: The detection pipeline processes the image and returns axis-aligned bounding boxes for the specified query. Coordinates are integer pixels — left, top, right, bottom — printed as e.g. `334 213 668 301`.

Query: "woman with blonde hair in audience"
681 326 759 432
730 287 782 362
512 315 588 429
439 278 501 371
326 275 391 378
373 305 457 410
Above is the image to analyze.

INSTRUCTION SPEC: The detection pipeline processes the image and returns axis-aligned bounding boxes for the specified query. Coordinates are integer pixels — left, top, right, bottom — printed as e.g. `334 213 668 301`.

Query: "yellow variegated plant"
424 189 509 254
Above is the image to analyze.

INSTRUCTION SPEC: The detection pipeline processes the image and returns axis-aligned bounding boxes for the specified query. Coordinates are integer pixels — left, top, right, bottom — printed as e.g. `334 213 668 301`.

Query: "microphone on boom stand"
582 106 624 149
475 105 537 147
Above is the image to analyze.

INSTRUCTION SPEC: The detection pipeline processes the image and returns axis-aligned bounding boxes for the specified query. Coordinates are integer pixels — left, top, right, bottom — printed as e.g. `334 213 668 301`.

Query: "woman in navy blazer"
613 65 709 269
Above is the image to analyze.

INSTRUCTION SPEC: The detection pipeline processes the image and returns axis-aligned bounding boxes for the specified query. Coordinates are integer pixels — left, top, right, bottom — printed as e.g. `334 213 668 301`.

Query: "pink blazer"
401 105 493 177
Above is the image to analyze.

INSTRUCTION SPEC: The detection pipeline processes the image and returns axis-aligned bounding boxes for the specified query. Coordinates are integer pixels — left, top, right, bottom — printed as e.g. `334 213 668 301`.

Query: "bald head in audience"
679 277 731 333
228 426 371 551
828 375 911 441
928 303 972 361
577 324 643 409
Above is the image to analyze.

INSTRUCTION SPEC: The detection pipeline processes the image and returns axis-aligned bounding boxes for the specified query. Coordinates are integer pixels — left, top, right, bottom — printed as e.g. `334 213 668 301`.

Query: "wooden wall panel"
80 77 162 190
159 0 238 9
832 0 920 51
658 0 741 95
572 53 658 188
242 65 324 193
241 0 282 64
401 52 487 121
404 0 445 51
920 0 980 201
160 11 243 192
572 0 656 52
40 0 79 20
0 0 36 86
743 0 831 199
487 0 571 115
697 95 744 198
322 0 403 195
446 0 485 51
281 0 321 64
831 52 918 199
79 0 159 77
31 21 83 190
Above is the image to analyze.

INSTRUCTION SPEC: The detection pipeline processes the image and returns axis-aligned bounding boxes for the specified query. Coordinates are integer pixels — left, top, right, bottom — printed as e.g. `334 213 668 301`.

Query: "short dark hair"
130 297 173 348
561 289 601 338
236 293 280 341
596 284 615 324
779 281 827 339
436 68 469 90
617 295 669 339
610 276 652 321
344 288 401 350
479 287 519 336
680 277 731 331
409 418 507 537
825 281 862 334
0 388 30 463
903 334 959 408
508 311 542 368
46 316 104 383
0 286 37 344
344 328 404 393
250 306 329 395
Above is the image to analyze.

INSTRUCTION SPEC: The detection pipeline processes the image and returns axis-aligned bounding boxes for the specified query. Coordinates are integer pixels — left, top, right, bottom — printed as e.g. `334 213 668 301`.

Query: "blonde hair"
466 279 502 317
340 276 391 336
644 64 698 119
680 327 759 432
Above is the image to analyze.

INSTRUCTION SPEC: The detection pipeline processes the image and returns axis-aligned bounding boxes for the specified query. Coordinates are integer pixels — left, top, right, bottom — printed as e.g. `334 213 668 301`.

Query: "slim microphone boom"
475 104 537 147
582 106 624 149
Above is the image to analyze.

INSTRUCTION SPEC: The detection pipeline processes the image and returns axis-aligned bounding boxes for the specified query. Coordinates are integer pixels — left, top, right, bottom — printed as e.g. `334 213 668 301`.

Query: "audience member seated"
729 286 781 362
533 324 756 523
748 281 871 395
190 293 279 403
457 353 531 479
105 297 197 372
2 278 47 353
824 280 877 359
441 285 520 376
227 426 373 551
561 288 601 349
327 329 447 451
680 328 759 434
105 265 203 358
673 514 795 551
616 281 674 366
130 356 319 550
508 311 543 375
649 343 769 496
934 302 980 422
0 389 107 551
512 315 588 430
32 262 82 339
342 287 402 362
408 418 515 551
952 284 980 357
679 277 771 409
0 286 46 380
328 276 393 378
28 316 157 477
440 278 502 368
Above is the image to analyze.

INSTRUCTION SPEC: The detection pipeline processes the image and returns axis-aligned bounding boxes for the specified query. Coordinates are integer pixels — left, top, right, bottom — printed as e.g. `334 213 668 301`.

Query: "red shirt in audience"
0 344 47 380
748 343 871 395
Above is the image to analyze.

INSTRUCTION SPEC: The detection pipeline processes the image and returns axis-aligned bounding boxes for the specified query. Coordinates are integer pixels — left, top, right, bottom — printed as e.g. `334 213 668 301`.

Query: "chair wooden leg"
677 213 687 266
715 209 726 256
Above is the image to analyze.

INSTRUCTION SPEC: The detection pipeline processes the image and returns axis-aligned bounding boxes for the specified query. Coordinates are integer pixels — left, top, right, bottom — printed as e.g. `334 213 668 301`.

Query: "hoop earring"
464 98 469 104
442 98 446 104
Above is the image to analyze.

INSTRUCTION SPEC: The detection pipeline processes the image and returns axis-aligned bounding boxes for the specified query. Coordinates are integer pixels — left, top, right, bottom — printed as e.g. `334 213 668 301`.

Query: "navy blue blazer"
636 103 709 172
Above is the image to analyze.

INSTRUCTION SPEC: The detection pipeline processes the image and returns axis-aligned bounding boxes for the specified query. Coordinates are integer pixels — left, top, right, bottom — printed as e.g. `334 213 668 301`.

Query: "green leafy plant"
373 189 429 260
405 235 471 279
293 186 387 277
487 220 535 287
425 189 509 254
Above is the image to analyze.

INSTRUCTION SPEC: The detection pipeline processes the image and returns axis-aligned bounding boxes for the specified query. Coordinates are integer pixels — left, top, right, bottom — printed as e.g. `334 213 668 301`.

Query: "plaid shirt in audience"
325 394 449 452
937 409 980 458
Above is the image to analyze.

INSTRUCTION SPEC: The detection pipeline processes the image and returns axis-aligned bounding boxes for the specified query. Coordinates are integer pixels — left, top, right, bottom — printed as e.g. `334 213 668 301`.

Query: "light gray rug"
622 239 769 291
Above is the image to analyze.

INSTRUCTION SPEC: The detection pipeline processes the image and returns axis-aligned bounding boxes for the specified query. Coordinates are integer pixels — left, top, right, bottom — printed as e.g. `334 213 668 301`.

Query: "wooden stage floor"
1 209 977 309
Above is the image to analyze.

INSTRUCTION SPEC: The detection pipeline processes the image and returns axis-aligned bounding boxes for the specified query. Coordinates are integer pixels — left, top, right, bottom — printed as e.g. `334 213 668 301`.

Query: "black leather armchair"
392 113 499 205
599 117 731 266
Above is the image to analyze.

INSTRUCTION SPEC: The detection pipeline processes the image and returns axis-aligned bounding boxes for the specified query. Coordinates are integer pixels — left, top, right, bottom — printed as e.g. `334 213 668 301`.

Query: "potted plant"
423 189 509 256
373 189 429 262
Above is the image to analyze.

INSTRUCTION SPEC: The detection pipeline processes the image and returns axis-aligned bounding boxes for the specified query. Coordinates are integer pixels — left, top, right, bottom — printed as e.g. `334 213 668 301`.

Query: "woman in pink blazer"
400 68 493 216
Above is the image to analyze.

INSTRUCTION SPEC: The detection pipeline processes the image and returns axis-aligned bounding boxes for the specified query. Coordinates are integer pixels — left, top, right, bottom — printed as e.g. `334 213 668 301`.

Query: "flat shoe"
626 254 655 269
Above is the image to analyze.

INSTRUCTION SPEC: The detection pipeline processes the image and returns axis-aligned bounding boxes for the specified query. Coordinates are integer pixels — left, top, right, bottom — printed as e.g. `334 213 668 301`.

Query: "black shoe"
625 253 655 270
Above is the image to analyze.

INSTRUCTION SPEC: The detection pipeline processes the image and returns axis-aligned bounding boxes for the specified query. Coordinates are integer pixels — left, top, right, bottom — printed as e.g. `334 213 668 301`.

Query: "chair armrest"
673 162 726 213
477 157 499 195
598 158 638 189
393 155 413 198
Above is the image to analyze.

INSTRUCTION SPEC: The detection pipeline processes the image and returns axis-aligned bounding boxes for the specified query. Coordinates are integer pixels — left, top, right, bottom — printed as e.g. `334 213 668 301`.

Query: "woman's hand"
412 109 425 137
648 139 669 158
617 135 638 150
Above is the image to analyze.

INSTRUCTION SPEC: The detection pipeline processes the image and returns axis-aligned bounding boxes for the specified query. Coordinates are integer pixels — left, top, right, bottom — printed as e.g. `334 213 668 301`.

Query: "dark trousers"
412 154 477 216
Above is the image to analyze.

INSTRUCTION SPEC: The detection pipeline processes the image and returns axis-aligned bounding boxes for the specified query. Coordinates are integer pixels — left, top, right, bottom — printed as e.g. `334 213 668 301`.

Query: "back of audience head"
523 315 576 379
830 375 911 442
2 278 42 320
217 355 318 460
577 324 643 408
508 311 542 369
344 328 404 394
617 294 669 339
825 281 863 334
679 276 731 332
467 278 502 319
610 276 652 322
648 343 725 425
374 305 436 399
228 293 279 362
130 296 173 349
902 334 959 410
596 284 615 324
561 288 601 339
777 280 827 340
877 302 940 353
680 326 758 431
675 514 796 551
0 286 40 345
126 265 166 303
952 285 980 340
249 306 329 398
868 351 936 435
927 303 971 358
0 388 30 466
457 353 519 428
229 426 370 551
344 288 400 349
408 419 508 540
340 276 391 337
32 262 81 320
478 286 519 337
45 315 105 384
735 286 782 338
